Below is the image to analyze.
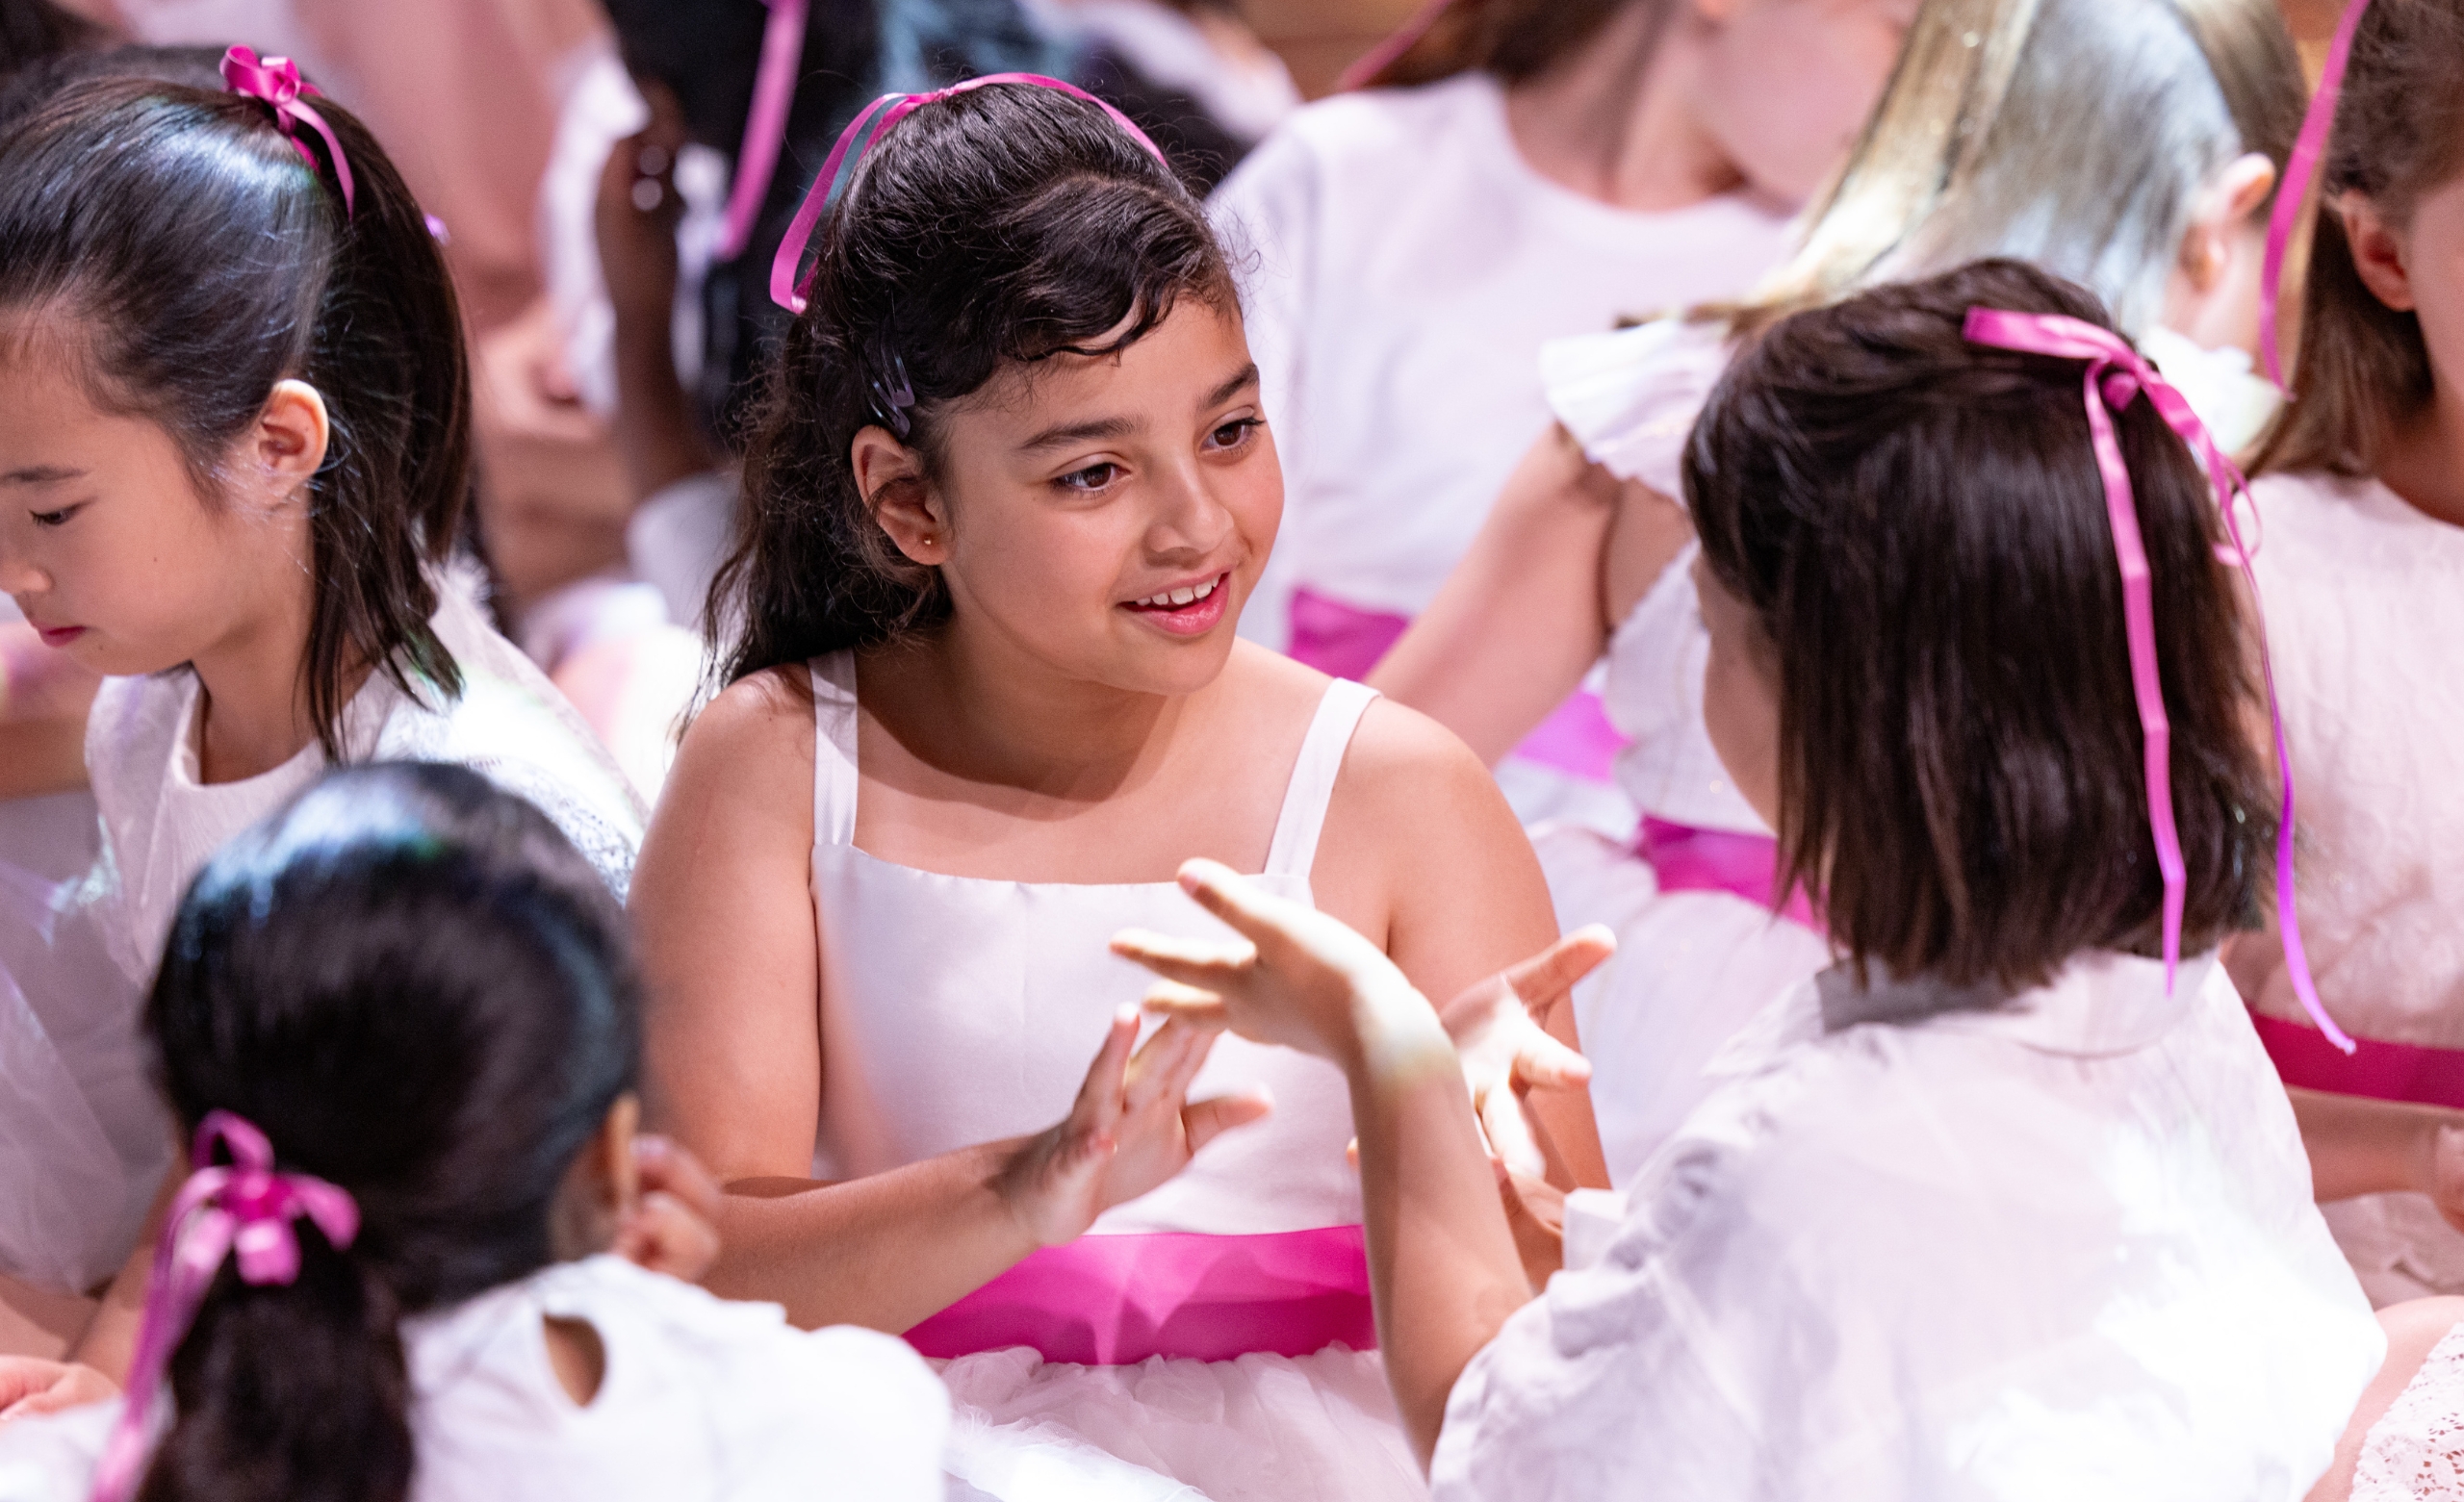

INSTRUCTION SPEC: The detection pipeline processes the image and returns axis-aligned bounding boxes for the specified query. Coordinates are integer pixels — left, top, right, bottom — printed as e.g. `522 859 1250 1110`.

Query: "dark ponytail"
139 763 641 1502
0 78 475 759
715 82 1229 681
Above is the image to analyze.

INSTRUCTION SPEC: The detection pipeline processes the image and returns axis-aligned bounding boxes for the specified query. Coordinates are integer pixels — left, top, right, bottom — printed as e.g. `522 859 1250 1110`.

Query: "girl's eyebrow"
1198 363 1261 412
1 465 85 485
1019 414 1142 453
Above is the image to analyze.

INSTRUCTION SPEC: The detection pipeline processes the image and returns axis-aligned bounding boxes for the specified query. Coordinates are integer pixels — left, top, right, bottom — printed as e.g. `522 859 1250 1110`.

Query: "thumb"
1182 1088 1274 1154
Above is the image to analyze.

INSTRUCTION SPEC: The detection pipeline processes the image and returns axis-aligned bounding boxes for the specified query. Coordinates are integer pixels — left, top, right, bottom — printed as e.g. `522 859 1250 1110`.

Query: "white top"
1210 73 1793 636
2242 472 2464 1048
1431 953 2384 1500
0 1256 950 1502
85 579 645 985
2355 1320 2464 1499
808 654 1372 1236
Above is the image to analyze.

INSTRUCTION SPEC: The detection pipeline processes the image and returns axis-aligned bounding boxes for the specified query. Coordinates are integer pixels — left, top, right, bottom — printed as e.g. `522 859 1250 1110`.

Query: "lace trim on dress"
2356 1322 2464 1498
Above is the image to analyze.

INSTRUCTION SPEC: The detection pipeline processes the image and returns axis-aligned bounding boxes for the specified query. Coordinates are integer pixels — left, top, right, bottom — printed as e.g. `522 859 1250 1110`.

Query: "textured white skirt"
939 1344 1424 1502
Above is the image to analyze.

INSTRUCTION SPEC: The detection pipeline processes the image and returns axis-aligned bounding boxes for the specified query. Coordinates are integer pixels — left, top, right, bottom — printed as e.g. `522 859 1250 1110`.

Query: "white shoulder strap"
1263 678 1379 883
808 652 860 848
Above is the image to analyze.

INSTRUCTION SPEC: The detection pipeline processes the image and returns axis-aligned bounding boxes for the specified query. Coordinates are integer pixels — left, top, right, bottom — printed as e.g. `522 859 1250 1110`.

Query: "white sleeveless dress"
805 653 1424 1502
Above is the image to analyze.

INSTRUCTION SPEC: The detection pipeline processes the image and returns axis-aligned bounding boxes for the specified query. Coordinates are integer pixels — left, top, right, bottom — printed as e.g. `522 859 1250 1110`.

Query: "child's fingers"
618 1190 722 1282
1500 926 1617 1012
1479 1090 1552 1182
631 1134 723 1223
1123 1019 1201 1112
1139 979 1229 1027
1111 927 1256 987
1068 1006 1140 1136
1159 1023 1221 1101
1511 1029 1595 1092
1169 858 1309 946
1182 1089 1273 1154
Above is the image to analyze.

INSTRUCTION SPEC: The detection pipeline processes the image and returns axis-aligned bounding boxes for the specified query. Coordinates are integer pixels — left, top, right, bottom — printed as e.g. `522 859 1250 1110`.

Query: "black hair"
0 0 103 79
0 79 474 760
1687 259 2271 991
713 80 1230 679
138 762 640 1502
0 42 226 131
599 0 1065 437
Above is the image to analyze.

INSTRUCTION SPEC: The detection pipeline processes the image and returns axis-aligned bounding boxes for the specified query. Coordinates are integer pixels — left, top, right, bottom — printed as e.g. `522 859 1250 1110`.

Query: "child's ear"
2178 153 2277 293
249 379 330 505
2340 192 2418 314
851 426 949 566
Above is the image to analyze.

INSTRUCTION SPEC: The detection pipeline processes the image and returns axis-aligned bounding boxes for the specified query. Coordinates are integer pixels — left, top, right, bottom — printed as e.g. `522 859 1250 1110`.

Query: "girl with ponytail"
0 763 949 1502
0 63 641 1366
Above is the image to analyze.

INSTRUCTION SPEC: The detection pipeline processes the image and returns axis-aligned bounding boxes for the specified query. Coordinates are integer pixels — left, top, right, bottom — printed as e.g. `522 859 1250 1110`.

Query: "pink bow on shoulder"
219 45 356 216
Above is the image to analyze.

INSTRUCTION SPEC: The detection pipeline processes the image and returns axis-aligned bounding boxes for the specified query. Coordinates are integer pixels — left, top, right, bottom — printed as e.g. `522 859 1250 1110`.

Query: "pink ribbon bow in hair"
88 1110 362 1502
1963 308 2352 1053
771 74 1169 315
219 45 356 216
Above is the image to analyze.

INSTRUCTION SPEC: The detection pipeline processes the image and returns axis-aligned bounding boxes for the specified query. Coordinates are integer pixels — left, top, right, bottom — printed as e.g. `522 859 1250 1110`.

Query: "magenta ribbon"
1336 0 1458 92
1963 308 2351 1051
715 0 810 262
88 1111 361 1502
903 1226 1375 1365
2260 0 2374 387
1637 818 1825 933
771 74 1168 315
219 46 355 216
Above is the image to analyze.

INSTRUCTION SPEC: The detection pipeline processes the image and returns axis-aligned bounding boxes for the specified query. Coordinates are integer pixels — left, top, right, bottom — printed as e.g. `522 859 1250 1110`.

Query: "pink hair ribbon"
220 46 355 216
1337 0 1459 92
88 1111 361 1502
770 74 1168 314
1964 307 2353 1052
2259 0 2374 387
716 0 810 262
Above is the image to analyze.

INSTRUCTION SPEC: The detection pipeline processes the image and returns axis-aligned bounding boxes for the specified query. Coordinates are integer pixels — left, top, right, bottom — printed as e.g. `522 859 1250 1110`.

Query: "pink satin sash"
904 1226 1375 1365
2251 1014 2464 1114
1637 817 1824 932
1286 588 1628 783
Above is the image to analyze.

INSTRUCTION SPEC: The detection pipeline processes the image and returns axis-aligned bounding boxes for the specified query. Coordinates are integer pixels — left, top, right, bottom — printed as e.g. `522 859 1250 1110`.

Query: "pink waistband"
903 1226 1376 1366
1286 588 1628 783
1637 817 1824 932
2250 1013 2464 1113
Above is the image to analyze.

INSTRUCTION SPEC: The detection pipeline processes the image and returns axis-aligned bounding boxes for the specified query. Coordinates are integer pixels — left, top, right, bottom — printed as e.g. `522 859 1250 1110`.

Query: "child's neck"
2378 382 2464 530
1503 7 1746 214
189 598 338 785
875 624 1189 802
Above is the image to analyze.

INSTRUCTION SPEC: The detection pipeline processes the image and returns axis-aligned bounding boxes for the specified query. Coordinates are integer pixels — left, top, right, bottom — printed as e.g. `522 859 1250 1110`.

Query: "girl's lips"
35 625 86 649
1121 573 1232 638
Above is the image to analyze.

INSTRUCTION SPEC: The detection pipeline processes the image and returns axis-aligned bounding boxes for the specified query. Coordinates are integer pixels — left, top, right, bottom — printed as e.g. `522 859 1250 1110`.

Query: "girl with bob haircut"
634 76 1604 1501
1372 0 2306 1184
0 762 950 1502
0 68 642 1373
1116 260 2383 1498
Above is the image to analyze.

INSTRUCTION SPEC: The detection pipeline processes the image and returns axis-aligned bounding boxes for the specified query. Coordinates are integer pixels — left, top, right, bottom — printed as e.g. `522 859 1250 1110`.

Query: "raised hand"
1440 927 1614 1180
995 1007 1270 1249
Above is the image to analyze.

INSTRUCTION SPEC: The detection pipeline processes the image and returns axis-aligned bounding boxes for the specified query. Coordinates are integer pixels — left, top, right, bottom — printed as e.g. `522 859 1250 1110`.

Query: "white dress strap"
808 652 861 849
1263 679 1379 882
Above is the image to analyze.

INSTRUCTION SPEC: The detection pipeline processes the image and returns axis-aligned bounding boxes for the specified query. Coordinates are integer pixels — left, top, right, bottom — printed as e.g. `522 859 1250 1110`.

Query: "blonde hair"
1731 0 2301 336
2253 0 2464 479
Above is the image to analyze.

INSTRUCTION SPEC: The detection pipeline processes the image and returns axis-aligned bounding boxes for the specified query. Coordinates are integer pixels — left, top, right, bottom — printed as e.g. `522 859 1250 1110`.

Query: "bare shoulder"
1341 694 1502 802
646 667 818 861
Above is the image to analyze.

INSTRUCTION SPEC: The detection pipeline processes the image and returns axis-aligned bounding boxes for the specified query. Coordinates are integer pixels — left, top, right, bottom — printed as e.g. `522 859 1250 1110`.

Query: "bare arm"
1319 700 1610 1189
2285 1086 2464 1217
633 673 1258 1332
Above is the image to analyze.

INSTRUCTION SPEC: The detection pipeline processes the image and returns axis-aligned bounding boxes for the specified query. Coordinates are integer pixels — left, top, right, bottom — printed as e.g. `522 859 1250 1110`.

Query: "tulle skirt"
0 792 164 1297
939 1344 1425 1502
1530 823 1833 1187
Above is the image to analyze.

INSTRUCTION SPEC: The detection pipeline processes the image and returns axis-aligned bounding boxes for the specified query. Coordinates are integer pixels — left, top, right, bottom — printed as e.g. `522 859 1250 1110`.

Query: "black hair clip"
870 354 917 440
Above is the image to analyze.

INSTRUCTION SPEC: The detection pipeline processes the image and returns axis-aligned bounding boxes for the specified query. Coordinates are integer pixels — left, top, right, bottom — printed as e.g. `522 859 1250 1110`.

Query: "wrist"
1344 979 1458 1088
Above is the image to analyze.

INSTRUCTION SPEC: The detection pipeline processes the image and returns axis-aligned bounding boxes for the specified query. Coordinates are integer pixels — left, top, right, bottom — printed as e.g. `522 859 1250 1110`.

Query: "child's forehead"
958 297 1253 427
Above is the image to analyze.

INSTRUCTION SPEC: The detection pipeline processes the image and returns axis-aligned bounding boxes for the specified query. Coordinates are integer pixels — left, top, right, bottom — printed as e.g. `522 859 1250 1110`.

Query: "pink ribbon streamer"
219 46 355 216
771 74 1168 315
1964 308 2351 1052
1337 0 1459 92
89 1110 361 1502
716 0 810 262
2259 0 2374 388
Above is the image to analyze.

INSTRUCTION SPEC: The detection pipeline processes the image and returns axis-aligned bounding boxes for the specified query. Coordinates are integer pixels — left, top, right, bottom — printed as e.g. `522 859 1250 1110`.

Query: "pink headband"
2260 0 2374 387
1337 0 1458 92
89 1111 361 1502
716 0 810 262
1964 309 2348 1050
770 74 1168 315
220 46 355 216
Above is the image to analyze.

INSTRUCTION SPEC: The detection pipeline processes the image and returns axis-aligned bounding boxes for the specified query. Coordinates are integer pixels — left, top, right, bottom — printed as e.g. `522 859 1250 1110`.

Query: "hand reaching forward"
1113 859 1614 1180
996 1006 1272 1249
0 1358 115 1423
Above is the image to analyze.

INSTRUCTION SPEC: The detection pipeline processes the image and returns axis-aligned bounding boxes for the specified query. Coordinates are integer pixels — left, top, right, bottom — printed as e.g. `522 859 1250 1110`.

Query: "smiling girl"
631 79 1600 1501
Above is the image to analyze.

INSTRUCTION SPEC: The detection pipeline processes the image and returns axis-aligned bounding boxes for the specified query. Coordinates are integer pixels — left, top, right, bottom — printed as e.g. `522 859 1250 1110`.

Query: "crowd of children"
0 0 2460 1496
